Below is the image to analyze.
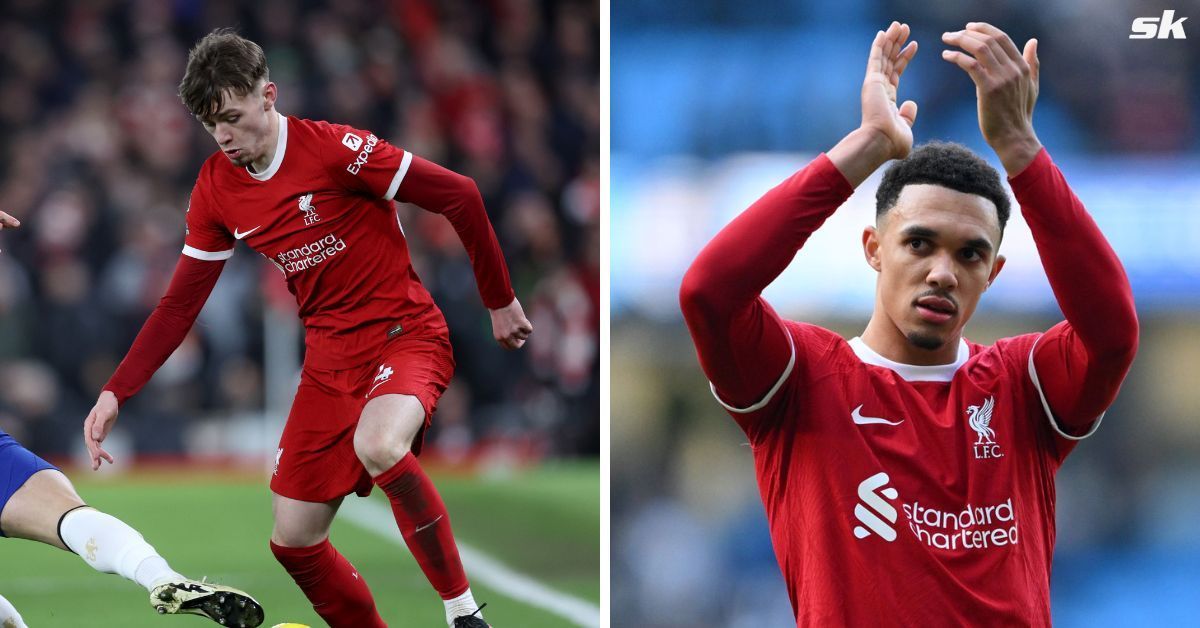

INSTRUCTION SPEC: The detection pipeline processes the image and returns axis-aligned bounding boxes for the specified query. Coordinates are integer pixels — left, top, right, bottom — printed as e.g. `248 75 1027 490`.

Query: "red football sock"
374 453 470 599
270 539 387 628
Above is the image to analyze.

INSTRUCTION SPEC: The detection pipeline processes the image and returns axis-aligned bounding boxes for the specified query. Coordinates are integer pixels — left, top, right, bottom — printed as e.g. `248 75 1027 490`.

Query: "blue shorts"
0 428 58 537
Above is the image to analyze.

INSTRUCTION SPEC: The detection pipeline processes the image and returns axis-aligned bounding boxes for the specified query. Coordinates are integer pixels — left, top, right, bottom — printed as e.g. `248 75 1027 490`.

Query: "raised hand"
862 21 919 161
84 391 119 470
941 22 1042 175
830 22 919 185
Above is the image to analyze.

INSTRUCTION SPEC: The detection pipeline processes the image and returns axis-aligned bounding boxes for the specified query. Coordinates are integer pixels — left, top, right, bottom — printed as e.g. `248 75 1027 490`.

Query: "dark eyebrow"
964 237 994 253
197 109 239 124
900 225 938 239
900 225 994 253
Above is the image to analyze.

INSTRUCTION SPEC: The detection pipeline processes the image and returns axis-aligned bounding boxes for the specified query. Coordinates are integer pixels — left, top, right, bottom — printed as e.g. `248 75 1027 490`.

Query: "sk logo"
967 396 1003 459
1131 10 1188 39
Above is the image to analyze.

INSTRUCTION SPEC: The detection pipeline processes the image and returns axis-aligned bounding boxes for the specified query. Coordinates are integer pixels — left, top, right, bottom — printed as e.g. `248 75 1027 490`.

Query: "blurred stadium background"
0 0 598 625
613 1 1200 626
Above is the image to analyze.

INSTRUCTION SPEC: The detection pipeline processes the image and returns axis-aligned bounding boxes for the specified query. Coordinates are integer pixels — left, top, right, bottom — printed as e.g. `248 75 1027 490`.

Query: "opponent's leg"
0 469 262 626
354 393 484 627
270 493 386 628
0 592 28 628
2 469 184 585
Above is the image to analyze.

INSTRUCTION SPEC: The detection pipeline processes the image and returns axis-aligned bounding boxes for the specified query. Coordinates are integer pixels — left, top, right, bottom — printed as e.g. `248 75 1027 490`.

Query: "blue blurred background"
612 1 1200 626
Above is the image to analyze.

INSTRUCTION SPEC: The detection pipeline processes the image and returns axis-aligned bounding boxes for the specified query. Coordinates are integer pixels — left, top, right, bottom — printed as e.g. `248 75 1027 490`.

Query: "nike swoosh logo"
851 404 904 426
233 225 261 239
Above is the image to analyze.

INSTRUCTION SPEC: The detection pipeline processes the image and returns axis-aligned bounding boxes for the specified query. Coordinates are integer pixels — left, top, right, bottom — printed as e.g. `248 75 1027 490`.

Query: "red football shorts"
269 332 455 503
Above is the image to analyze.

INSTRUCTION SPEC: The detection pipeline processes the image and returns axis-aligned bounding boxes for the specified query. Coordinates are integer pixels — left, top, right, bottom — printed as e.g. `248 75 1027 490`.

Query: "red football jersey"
682 150 1137 628
713 323 1093 627
183 113 507 369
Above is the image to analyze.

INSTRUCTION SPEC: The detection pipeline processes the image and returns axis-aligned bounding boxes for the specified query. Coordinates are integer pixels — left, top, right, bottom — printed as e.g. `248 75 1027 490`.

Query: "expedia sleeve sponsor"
345 134 379 175
275 233 349 273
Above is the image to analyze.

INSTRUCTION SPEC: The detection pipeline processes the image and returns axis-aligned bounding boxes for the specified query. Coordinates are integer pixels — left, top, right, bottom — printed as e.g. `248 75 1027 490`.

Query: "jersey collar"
848 336 970 382
247 111 287 181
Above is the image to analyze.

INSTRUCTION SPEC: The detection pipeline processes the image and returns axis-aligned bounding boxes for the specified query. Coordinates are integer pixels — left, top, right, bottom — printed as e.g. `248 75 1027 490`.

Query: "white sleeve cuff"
710 329 796 414
182 245 234 261
385 151 413 201
1028 333 1105 441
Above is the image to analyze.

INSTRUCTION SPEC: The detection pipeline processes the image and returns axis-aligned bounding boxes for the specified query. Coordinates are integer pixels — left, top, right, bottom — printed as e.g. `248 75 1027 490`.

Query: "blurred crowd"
0 0 599 461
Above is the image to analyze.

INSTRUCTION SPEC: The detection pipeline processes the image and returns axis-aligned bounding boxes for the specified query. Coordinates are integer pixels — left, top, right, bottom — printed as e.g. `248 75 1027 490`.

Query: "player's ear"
863 226 882 272
262 81 277 110
987 254 1006 287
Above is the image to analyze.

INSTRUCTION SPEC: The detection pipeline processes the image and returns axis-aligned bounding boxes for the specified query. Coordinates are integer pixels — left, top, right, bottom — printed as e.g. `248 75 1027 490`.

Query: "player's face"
197 82 277 169
863 184 1006 359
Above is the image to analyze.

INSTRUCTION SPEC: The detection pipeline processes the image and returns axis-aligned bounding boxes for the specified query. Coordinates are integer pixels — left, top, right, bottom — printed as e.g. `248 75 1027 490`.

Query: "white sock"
58 507 185 591
133 555 183 590
0 592 28 628
444 588 481 626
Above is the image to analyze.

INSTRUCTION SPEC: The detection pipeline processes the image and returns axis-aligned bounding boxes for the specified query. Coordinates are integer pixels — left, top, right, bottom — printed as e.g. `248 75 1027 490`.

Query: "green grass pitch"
0 461 599 627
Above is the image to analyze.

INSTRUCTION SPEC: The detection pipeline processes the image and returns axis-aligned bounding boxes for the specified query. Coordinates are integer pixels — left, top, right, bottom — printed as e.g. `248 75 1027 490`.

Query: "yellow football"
271 624 312 628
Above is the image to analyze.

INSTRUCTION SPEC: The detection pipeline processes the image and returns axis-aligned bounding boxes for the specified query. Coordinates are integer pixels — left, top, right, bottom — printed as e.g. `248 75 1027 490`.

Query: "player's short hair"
875 141 1011 232
178 28 269 119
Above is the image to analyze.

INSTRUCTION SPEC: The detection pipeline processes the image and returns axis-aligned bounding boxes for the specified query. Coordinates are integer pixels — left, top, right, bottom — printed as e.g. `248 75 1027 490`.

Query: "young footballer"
84 30 530 628
680 21 1137 626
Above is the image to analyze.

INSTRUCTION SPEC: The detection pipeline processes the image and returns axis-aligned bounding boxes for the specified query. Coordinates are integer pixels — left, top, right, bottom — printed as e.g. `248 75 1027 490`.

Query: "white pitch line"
340 498 600 628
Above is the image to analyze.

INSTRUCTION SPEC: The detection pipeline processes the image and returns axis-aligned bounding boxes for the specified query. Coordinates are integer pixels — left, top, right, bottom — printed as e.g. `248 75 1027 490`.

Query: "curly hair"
178 28 269 119
875 141 1011 232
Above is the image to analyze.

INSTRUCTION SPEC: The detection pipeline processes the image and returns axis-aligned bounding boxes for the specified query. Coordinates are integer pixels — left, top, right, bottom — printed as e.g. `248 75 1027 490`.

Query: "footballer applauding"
85 29 530 628
680 21 1137 626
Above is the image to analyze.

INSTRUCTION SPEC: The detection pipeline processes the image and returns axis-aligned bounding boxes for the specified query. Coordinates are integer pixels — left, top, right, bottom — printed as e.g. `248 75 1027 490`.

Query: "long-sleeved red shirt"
106 114 514 404
680 149 1137 626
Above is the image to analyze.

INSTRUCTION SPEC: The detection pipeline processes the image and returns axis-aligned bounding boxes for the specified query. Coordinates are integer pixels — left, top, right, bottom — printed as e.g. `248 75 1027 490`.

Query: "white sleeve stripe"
182 245 234 261
384 151 413 201
1028 333 1104 441
710 328 796 414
